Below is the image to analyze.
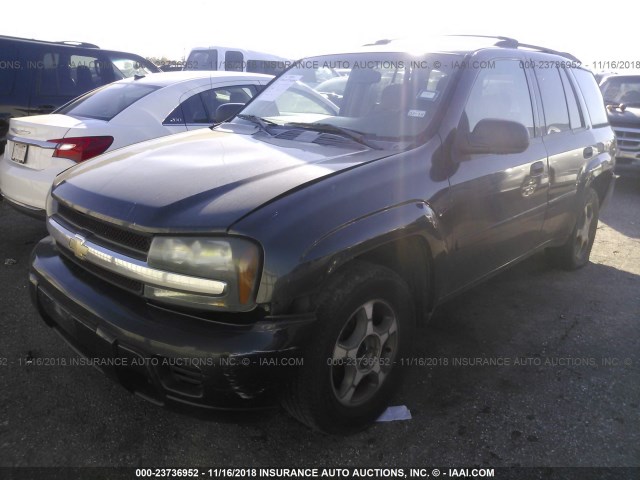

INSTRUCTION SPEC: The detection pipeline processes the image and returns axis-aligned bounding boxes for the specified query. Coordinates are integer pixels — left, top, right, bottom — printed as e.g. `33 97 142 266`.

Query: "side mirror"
214 103 245 123
461 118 530 155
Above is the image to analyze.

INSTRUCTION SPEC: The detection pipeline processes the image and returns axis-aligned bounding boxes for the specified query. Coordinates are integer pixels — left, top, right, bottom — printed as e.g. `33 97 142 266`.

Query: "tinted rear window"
57 82 160 120
572 69 608 127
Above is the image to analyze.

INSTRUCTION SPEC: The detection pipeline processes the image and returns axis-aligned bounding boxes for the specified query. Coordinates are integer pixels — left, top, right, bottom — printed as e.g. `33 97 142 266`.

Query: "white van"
184 46 289 75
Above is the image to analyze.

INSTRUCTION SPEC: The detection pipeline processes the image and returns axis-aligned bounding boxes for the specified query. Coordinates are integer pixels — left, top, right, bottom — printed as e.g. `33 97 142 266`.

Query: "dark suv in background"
30 36 615 433
599 74 640 174
0 35 160 154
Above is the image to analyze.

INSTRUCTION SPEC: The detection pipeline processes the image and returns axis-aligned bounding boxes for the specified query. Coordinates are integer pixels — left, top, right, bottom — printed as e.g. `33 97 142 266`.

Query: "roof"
0 34 99 48
115 70 274 88
314 35 580 62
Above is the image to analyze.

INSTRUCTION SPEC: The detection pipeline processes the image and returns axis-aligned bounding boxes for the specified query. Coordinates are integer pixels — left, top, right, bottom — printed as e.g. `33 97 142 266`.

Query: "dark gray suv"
29 36 615 433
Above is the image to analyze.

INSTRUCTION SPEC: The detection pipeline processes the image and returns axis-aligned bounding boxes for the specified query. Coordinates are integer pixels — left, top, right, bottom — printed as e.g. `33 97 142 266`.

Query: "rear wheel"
281 261 415 433
546 187 600 270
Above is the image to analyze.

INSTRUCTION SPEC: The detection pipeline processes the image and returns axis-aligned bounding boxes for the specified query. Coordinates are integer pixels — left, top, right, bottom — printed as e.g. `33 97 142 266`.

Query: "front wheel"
546 186 600 270
281 262 415 433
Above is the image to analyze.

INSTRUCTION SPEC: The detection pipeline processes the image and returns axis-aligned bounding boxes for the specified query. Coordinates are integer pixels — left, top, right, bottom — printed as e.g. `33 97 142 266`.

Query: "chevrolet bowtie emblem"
69 234 89 260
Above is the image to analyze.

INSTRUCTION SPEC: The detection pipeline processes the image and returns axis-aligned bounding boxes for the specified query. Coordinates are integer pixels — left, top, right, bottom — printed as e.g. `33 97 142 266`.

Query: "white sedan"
0 70 273 217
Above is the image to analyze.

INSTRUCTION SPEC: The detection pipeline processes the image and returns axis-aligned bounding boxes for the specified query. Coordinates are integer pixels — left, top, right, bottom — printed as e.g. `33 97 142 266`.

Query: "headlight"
45 190 55 218
146 236 261 311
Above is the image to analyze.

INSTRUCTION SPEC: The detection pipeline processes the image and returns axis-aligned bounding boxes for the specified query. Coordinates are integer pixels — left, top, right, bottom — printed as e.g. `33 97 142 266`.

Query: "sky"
3 0 639 72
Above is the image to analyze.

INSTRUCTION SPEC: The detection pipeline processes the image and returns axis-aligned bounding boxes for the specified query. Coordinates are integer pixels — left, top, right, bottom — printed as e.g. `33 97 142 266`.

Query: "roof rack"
57 40 100 48
515 42 579 62
363 35 580 63
447 35 580 62
447 35 519 48
0 35 101 48
362 38 394 46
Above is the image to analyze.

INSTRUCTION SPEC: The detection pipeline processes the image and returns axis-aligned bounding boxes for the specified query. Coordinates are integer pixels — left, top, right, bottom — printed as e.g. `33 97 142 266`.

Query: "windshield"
237 52 460 144
600 76 640 106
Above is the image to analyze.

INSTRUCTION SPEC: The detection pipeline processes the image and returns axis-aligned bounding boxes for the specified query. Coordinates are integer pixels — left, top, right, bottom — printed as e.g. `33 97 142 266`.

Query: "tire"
281 261 415 433
546 186 600 270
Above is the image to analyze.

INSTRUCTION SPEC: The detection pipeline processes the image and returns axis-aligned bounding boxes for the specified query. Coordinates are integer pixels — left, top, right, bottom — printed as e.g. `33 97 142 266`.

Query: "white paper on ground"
376 405 412 422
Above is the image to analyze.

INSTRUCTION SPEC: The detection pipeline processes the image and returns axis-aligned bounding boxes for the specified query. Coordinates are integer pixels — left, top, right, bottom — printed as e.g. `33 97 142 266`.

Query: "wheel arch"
297 201 447 325
580 141 616 210
351 235 434 325
587 167 615 210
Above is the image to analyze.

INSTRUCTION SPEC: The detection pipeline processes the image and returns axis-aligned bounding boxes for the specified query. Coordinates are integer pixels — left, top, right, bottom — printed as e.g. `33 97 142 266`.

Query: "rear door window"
559 68 584 130
534 67 571 134
164 85 258 125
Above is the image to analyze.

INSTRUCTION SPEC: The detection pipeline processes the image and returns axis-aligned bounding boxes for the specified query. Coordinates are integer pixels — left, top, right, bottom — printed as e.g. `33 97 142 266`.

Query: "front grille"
58 246 144 295
56 203 152 258
614 128 640 153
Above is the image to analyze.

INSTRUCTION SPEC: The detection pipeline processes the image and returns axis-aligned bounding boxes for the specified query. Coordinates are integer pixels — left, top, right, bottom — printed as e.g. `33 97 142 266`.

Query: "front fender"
263 201 449 315
230 137 449 313
302 200 445 268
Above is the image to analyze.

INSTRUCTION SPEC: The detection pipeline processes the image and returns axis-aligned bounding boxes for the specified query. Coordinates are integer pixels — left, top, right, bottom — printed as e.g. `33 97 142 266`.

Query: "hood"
52 125 389 232
607 106 640 128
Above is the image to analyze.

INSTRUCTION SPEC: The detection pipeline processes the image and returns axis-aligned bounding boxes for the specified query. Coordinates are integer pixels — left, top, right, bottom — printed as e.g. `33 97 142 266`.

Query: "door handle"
530 161 545 177
583 146 594 159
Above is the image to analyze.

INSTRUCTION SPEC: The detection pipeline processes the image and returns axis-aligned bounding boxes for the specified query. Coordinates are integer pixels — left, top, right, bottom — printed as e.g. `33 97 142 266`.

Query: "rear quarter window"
56 82 160 120
572 68 608 127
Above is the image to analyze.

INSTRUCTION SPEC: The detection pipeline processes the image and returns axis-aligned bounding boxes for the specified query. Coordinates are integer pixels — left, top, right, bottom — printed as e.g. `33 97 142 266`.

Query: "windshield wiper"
237 114 278 135
284 122 380 149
